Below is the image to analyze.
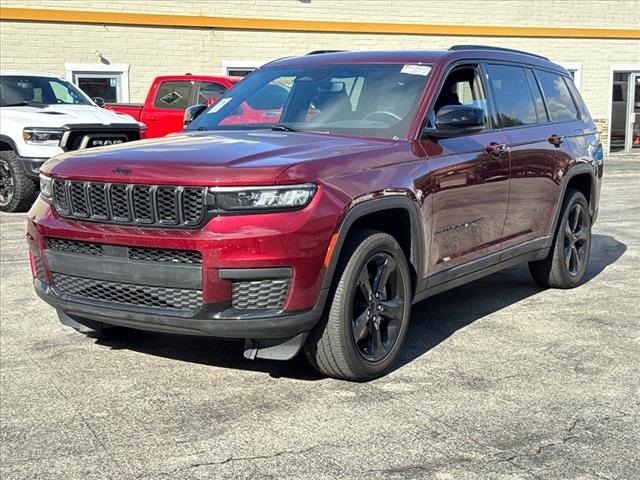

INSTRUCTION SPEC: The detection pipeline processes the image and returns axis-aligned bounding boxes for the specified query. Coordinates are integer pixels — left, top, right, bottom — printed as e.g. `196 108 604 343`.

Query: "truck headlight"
23 128 64 146
39 174 53 200
210 184 317 212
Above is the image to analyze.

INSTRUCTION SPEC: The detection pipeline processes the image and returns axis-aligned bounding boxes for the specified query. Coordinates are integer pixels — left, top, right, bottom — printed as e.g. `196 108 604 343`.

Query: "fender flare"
321 195 425 293
0 135 18 153
548 162 598 237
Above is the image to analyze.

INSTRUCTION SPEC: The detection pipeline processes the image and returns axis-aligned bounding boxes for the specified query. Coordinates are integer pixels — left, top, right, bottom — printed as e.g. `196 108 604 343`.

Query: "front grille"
46 237 201 264
53 273 202 312
52 180 206 227
47 238 103 256
232 279 289 310
61 129 140 152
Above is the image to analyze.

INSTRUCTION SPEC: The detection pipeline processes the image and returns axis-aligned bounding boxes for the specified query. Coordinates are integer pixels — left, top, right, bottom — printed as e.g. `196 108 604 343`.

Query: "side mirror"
423 105 485 139
184 104 207 127
93 96 105 108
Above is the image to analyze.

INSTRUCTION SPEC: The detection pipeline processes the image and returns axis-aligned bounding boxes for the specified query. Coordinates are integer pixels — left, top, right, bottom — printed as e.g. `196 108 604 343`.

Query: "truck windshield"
0 75 92 107
187 63 432 139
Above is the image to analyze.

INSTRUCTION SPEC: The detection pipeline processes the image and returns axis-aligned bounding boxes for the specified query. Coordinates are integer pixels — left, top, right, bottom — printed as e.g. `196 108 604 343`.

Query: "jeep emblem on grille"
113 167 132 176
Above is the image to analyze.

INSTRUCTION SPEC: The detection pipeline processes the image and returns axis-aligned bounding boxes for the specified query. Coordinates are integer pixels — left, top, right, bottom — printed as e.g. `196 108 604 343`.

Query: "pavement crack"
138 442 338 479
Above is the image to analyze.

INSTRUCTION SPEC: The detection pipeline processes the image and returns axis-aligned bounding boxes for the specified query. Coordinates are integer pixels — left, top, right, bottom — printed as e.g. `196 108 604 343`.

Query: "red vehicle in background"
107 75 239 138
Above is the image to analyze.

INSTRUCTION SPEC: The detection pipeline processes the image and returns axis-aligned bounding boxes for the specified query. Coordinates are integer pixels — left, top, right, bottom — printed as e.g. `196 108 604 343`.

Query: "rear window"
153 80 194 110
536 70 579 122
486 64 537 128
198 82 227 104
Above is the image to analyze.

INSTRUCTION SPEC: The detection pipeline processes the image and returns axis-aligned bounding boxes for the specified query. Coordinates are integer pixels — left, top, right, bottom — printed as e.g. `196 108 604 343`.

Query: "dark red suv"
28 46 603 380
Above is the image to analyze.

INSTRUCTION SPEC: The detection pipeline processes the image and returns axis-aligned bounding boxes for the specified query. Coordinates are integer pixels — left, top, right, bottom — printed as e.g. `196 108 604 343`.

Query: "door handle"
548 134 564 147
485 142 507 157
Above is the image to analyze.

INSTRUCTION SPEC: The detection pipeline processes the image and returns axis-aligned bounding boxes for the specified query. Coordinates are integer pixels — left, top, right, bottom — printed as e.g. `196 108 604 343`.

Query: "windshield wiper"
271 124 299 132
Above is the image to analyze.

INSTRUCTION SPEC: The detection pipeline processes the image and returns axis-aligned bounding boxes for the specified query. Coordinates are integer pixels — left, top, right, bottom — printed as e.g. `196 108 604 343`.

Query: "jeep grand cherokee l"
28 47 603 381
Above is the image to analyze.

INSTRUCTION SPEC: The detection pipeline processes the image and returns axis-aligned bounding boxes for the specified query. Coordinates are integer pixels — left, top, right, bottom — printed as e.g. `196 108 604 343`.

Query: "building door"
625 73 640 152
610 71 640 153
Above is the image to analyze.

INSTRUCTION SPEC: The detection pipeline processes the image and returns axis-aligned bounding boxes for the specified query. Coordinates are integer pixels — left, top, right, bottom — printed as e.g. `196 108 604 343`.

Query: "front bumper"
34 278 326 340
27 191 338 342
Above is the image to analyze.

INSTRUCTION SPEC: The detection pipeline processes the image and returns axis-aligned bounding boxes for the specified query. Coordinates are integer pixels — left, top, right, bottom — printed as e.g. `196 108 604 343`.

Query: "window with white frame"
65 63 130 103
221 61 263 78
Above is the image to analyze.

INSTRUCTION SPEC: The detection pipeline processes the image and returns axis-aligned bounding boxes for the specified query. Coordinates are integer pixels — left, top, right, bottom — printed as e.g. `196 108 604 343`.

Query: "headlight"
23 128 64 146
39 174 53 200
210 184 317 212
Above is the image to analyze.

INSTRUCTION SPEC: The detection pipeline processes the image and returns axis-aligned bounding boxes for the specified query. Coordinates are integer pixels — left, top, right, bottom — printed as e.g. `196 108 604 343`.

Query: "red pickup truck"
107 75 239 138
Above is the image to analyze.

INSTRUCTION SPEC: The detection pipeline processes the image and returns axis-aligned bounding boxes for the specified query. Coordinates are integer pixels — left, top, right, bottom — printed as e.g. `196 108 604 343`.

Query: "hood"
1 104 138 127
42 130 394 185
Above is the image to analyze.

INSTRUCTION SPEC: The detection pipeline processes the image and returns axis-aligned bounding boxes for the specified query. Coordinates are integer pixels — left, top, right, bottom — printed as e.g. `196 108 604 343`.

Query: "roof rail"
306 50 347 55
448 45 549 61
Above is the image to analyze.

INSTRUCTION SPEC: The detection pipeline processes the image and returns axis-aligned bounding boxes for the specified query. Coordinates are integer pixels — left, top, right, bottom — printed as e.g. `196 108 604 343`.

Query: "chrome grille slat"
52 180 205 227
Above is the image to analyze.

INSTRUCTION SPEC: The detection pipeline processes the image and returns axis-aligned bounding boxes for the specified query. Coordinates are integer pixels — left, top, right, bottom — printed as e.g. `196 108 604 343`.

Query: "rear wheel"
304 230 412 381
0 150 37 213
529 188 592 288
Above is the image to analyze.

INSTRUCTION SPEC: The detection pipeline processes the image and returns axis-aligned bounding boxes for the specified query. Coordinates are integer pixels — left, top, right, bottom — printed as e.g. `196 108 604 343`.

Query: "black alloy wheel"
563 202 589 277
352 252 405 362
0 158 14 207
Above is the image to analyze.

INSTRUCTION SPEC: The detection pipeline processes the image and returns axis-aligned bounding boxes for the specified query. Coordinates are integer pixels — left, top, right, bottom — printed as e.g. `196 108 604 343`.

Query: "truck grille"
52 180 205 227
53 273 202 312
61 129 140 152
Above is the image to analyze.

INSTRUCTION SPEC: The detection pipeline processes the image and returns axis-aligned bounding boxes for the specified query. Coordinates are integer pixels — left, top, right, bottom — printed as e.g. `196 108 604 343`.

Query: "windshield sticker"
401 64 432 76
208 98 232 113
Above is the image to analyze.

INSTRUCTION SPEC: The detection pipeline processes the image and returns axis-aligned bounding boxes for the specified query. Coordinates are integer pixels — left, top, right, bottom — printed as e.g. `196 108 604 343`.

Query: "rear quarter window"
536 70 579 122
486 64 538 128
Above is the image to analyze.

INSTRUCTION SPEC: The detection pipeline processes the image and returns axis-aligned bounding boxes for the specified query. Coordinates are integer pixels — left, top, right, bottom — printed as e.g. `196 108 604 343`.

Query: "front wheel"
0 150 37 213
304 230 412 381
529 188 592 288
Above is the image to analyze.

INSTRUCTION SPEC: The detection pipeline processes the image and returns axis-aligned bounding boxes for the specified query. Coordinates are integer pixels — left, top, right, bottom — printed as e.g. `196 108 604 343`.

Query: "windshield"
0 75 92 107
188 63 432 139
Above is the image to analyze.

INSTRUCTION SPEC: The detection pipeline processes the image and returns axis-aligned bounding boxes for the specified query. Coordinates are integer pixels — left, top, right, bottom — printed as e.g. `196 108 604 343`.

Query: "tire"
529 188 592 289
0 150 37 213
304 230 412 381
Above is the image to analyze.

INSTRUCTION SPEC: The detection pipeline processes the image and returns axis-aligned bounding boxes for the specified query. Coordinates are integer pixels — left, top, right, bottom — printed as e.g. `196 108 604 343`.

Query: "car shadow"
94 234 626 381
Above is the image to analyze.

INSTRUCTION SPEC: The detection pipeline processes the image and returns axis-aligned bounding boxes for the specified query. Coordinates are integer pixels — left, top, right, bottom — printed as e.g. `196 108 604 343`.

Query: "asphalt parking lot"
1 155 638 480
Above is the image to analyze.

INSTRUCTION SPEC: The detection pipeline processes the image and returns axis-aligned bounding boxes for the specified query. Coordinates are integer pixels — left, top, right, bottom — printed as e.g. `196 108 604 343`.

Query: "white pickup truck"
0 72 143 212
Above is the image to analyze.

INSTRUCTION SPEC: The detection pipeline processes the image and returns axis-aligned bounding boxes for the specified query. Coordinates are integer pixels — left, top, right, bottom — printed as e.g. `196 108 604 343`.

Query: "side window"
153 81 194 110
198 82 227 104
486 64 537 127
525 69 548 123
431 65 489 128
536 70 579 122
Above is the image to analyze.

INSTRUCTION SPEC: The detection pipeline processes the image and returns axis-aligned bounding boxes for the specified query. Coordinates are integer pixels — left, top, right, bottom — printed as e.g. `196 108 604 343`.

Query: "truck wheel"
304 230 412 381
0 150 37 213
529 188 592 289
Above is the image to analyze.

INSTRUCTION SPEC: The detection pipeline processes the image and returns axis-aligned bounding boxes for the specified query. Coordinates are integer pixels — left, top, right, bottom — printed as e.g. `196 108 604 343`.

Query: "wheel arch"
548 163 598 238
0 135 18 152
321 195 425 295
